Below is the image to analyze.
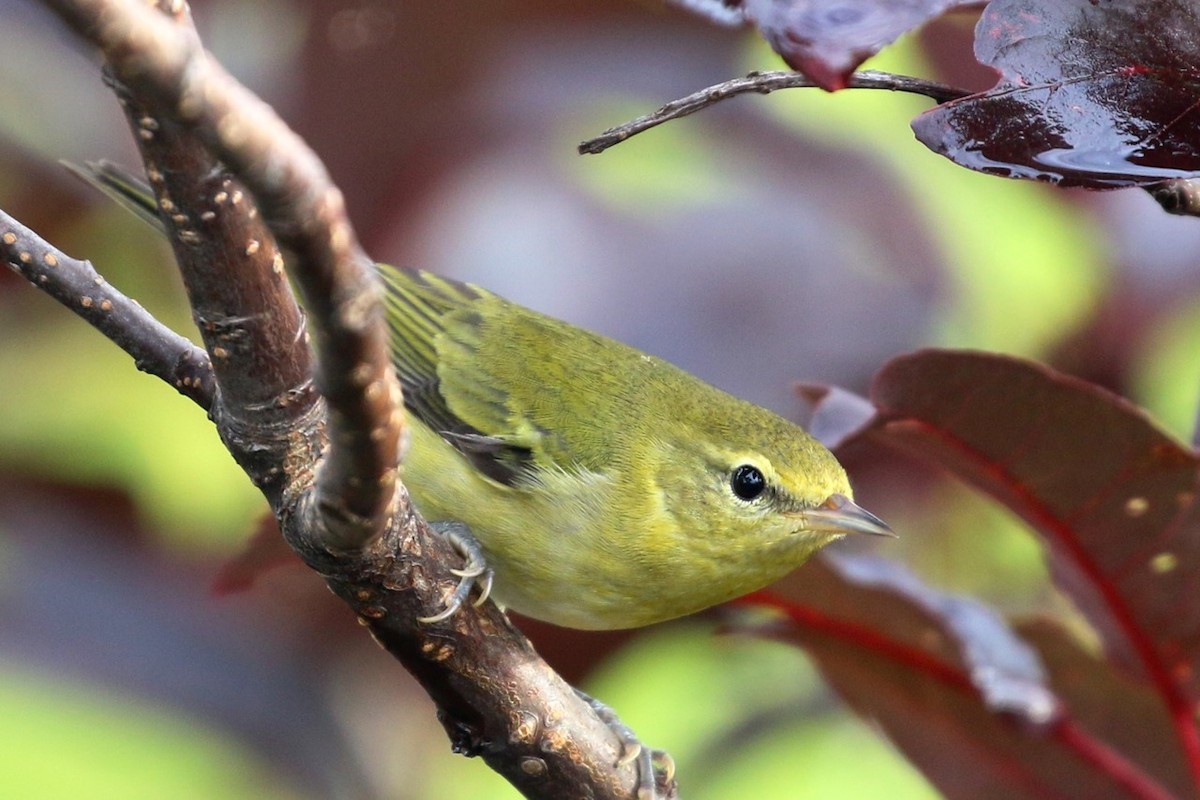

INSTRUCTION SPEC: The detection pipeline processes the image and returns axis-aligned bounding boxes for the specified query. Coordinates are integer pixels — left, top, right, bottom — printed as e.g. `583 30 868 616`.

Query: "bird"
70 160 892 633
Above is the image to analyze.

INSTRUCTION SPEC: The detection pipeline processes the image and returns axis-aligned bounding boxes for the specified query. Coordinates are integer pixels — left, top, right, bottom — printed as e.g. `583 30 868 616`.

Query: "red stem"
743 590 971 689
1055 719 1178 800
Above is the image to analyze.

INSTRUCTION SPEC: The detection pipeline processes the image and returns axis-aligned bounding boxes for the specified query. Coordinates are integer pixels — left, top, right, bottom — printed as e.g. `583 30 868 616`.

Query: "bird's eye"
730 464 766 501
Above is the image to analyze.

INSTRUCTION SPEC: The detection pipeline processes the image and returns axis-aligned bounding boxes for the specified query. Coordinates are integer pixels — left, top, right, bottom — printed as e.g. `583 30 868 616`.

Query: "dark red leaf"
912 0 1200 187
864 349 1200 784
773 552 1059 719
749 553 1176 799
672 0 971 91
1018 618 1197 799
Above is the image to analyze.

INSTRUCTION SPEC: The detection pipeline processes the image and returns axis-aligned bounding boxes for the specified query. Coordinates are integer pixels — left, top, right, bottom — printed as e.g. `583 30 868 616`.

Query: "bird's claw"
416 522 495 623
575 689 676 799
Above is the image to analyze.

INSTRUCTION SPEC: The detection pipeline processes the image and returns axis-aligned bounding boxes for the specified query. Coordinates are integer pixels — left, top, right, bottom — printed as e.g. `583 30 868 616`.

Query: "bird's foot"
416 521 495 623
574 688 677 800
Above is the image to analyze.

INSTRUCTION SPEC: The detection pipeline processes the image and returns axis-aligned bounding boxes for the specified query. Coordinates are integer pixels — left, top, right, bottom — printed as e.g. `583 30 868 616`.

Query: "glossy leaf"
913 0 1200 187
794 350 1200 794
798 349 1200 790
795 383 876 449
866 351 1200 711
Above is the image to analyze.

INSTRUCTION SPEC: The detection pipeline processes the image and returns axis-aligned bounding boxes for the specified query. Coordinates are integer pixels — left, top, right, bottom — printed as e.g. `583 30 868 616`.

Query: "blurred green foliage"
755 36 1109 358
565 105 742 216
1134 293 1200 442
0 664 300 800
886 480 1051 610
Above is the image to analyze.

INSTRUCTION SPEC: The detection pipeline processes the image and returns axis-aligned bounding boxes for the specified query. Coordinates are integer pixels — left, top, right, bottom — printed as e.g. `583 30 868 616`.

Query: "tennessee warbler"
380 266 891 628
74 161 891 630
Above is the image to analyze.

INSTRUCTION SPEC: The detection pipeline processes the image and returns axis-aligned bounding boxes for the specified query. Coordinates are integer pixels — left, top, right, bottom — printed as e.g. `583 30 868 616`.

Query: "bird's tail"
64 159 489 346
62 159 165 231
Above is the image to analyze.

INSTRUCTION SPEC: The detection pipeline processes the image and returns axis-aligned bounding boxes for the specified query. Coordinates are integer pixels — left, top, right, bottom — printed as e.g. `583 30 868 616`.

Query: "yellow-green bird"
76 162 892 631
379 268 891 629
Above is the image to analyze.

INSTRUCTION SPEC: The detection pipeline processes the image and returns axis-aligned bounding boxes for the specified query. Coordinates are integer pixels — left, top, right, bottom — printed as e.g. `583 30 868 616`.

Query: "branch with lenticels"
2 0 664 797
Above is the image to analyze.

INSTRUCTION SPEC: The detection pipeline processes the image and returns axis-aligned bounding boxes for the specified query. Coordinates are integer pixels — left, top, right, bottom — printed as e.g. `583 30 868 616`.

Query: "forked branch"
6 1 655 797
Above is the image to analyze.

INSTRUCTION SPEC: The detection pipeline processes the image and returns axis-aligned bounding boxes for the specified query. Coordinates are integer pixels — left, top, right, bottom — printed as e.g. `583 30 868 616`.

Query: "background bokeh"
2 1 1198 797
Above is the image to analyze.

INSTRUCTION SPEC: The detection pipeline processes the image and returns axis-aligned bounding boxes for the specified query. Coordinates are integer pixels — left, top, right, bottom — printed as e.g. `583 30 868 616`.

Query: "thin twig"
0 209 215 408
579 69 971 155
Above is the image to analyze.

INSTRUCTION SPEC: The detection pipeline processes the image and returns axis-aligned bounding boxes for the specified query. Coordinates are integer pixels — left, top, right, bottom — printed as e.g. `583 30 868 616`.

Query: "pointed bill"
796 493 895 537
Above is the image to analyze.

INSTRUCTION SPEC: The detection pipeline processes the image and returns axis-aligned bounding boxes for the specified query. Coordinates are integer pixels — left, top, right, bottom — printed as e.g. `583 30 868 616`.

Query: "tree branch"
19 1 656 797
46 0 401 551
103 75 313 422
0 208 214 408
579 69 970 156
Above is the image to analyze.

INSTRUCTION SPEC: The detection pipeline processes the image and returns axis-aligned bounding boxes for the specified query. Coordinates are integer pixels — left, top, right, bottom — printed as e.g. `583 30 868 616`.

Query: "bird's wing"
67 166 612 487
380 264 546 486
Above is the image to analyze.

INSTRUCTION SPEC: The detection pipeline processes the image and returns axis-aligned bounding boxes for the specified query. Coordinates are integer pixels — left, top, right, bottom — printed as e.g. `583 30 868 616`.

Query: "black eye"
730 464 766 500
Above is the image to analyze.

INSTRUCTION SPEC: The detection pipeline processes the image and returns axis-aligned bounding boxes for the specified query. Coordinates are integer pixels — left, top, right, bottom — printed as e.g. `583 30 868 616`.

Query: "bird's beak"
793 493 895 537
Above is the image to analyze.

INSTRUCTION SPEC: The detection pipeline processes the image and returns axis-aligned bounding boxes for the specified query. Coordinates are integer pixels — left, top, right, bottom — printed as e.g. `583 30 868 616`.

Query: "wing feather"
379 264 538 485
